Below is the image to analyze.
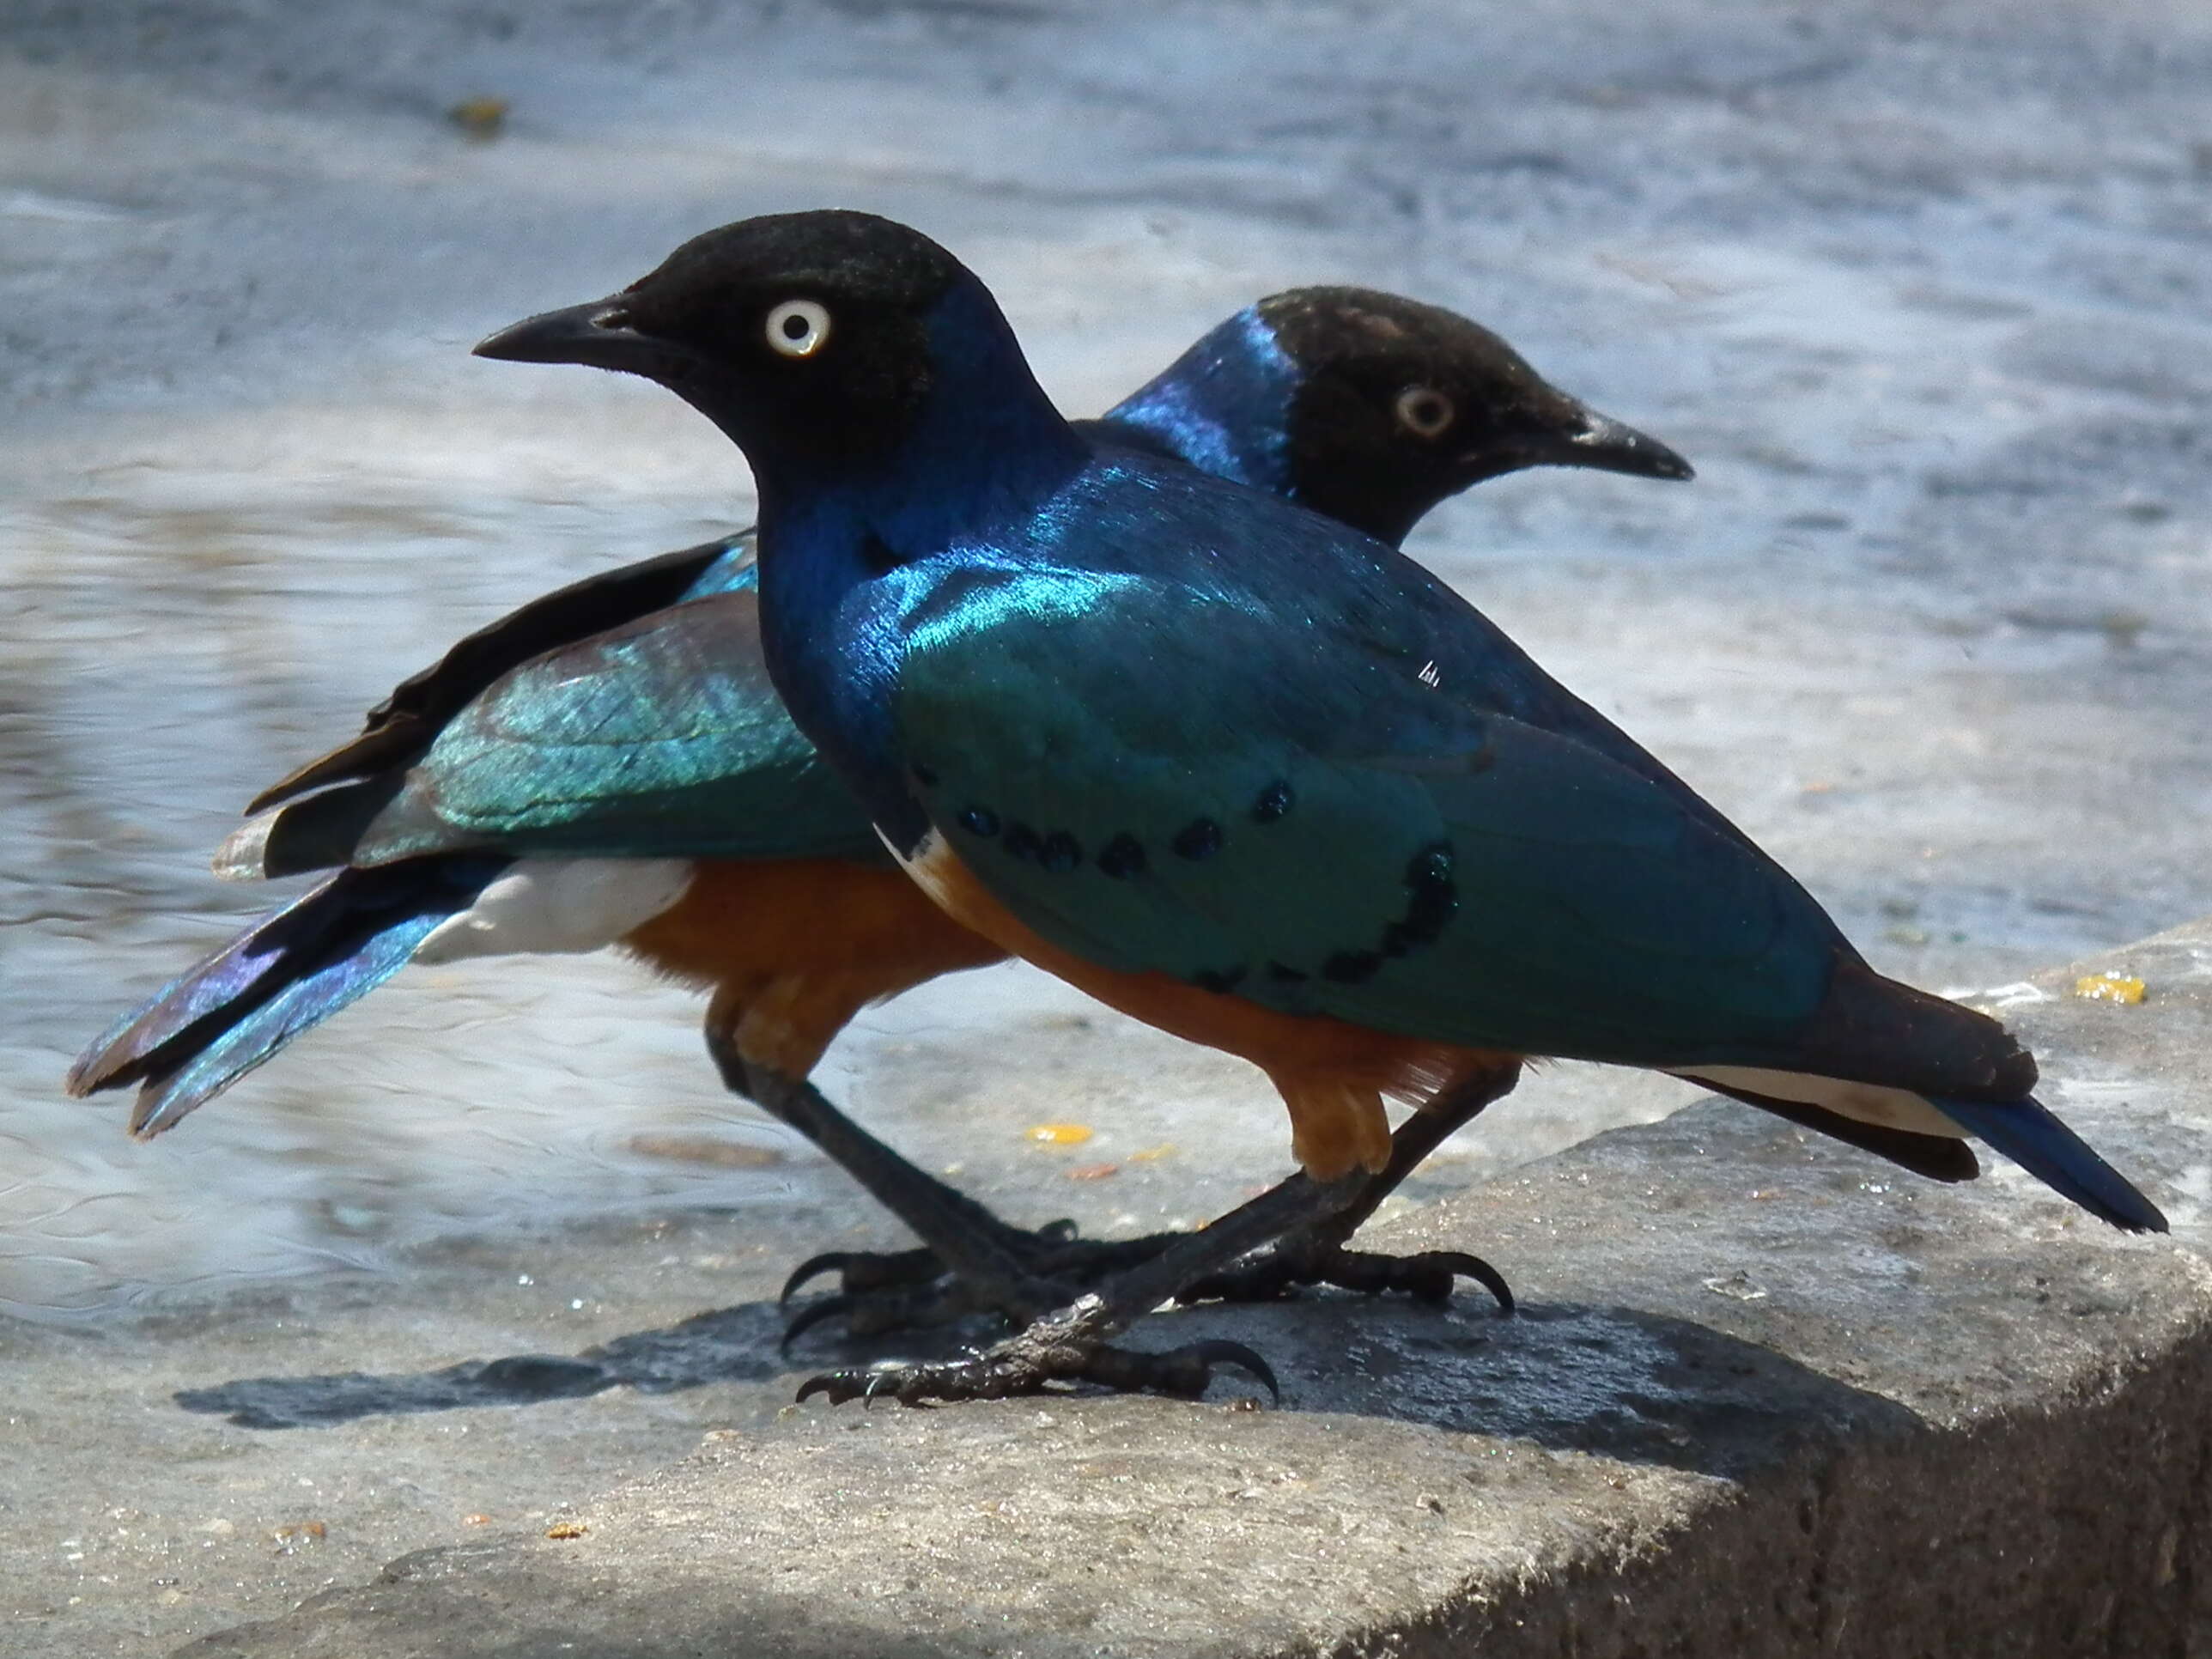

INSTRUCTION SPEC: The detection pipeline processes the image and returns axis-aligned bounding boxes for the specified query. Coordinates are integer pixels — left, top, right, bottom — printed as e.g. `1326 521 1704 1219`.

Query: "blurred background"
6 0 2212 1323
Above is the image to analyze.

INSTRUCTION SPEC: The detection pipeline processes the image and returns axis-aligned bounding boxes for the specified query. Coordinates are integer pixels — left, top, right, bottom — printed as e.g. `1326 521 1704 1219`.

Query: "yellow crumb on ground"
1025 1123 1094 1146
2072 972 2146 1005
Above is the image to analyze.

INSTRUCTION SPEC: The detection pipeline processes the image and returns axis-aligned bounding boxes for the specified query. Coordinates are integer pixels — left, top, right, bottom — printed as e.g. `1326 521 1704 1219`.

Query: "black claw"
1170 1243 1514 1316
1073 1337 1282 1402
1037 1218 1081 1245
1428 1250 1515 1316
796 1364 908 1407
780 1294 860 1354
798 1361 963 1410
1184 1339 1280 1404
780 1252 857 1309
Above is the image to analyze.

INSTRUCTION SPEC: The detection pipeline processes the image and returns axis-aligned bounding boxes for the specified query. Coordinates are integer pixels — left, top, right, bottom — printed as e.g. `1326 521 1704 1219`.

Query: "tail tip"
1930 1091 2168 1236
2111 1194 2170 1237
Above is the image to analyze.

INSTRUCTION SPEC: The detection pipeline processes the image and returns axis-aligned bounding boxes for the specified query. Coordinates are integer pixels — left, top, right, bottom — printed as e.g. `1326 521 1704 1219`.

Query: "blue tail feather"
1929 1093 2167 1234
68 857 508 1138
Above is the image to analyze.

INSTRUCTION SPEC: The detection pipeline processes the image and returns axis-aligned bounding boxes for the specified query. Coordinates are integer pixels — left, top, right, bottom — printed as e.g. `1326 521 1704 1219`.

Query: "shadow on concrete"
1267 1295 1929 1478
174 1285 1923 1478
173 1297 801 1428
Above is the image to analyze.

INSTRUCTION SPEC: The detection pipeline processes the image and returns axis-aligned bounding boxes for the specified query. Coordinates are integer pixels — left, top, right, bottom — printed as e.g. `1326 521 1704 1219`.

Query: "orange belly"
904 837 1515 1180
621 858 1008 1078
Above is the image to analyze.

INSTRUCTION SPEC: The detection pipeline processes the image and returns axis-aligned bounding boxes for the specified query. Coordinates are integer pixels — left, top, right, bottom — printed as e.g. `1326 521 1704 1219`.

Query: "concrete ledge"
178 921 2212 1657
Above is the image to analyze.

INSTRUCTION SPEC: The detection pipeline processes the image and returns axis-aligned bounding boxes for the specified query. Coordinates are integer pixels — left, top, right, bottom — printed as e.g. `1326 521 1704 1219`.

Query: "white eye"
1395 386 1455 438
765 299 831 358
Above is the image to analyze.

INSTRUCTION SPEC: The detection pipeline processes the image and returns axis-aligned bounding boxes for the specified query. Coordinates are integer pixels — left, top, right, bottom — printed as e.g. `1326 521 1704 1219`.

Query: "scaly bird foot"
1181 1240 1514 1316
794 1296 1279 1407
780 1219 1191 1347
781 1227 1507 1350
779 1218 1080 1308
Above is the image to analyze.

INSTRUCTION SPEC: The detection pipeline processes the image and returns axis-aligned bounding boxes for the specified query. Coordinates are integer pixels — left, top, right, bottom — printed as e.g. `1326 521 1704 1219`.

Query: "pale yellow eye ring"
766 299 832 358
1395 386 1454 437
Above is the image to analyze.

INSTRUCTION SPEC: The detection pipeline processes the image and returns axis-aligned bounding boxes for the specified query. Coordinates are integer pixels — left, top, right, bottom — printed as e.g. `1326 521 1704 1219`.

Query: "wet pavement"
2 0 2210 1647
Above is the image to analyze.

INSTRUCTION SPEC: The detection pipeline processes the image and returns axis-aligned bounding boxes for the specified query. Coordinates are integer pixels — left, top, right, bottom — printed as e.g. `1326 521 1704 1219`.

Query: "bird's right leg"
1175 1060 1523 1311
936 1061 1522 1314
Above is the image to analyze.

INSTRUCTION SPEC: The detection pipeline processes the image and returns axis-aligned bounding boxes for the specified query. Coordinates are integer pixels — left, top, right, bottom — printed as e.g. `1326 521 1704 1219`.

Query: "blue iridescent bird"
68 280 1691 1322
469 209 2166 1405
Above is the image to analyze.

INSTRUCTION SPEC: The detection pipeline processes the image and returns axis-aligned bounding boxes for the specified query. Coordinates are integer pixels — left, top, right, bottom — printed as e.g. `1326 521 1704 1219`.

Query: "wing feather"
892 572 1844 1068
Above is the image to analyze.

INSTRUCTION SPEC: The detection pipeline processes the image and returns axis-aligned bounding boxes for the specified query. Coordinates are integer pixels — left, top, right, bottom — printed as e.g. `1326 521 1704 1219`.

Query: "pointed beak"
473 299 701 380
1522 404 1695 483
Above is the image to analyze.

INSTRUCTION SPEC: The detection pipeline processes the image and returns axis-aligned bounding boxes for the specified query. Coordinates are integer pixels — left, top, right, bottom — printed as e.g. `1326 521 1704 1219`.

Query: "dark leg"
1177 1060 1522 1311
782 1061 1524 1344
797 1170 1368 1407
708 1031 1067 1324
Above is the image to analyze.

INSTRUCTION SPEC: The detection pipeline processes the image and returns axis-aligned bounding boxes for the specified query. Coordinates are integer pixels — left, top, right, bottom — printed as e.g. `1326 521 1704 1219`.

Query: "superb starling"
467 210 2161 1405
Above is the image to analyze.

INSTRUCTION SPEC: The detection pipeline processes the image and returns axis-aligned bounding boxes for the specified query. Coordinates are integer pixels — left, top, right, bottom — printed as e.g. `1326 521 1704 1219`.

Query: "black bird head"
1260 287 1692 544
475 210 1055 486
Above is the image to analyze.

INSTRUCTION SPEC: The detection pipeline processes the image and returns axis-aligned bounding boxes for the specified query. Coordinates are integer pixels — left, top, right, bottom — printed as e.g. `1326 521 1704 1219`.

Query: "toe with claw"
795 1297 1279 1407
780 1218 1082 1310
1182 1242 1514 1316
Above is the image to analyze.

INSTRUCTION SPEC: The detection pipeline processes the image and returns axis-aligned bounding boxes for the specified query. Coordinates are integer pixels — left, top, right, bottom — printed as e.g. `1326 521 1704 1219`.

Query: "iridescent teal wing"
890 566 1842 1069
248 532 757 811
349 586 883 865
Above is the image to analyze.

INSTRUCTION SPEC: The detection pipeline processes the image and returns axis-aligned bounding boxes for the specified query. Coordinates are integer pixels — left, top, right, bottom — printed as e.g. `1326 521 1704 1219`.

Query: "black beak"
1519 404 1695 483
473 299 700 381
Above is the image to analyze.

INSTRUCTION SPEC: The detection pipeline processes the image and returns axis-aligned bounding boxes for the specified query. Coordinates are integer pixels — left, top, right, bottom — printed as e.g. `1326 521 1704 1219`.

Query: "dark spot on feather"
1322 950 1382 985
1407 842 1455 890
1097 834 1147 878
1402 888 1458 944
1251 781 1294 823
957 806 1000 837
1002 822 1042 862
1266 961 1309 983
1040 831 1083 872
1191 965 1249 994
1399 840 1459 945
1171 818 1223 860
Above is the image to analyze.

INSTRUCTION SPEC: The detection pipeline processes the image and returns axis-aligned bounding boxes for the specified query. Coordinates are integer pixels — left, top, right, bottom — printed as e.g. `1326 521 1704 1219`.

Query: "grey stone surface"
6 0 2211 1652
167 919 2212 1658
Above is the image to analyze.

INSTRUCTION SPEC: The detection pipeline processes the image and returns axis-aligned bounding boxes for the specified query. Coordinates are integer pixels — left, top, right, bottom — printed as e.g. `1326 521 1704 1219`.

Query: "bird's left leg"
797 1168 1368 1406
708 1016 1071 1332
701 981 1104 1334
1178 1059 1523 1312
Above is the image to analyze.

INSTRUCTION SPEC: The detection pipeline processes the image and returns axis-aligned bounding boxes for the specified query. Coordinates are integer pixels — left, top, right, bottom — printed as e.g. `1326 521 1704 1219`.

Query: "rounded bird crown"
478 210 996 469
1258 286 1692 543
